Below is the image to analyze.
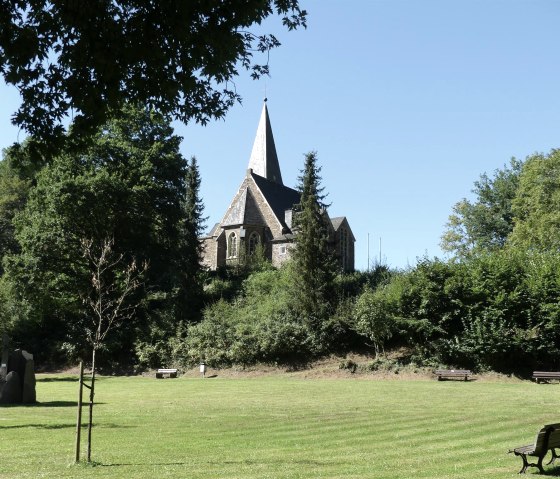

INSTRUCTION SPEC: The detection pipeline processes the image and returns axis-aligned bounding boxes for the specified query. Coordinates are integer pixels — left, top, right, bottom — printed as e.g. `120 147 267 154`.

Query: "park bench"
532 371 560 384
509 423 560 474
435 369 471 381
156 368 178 379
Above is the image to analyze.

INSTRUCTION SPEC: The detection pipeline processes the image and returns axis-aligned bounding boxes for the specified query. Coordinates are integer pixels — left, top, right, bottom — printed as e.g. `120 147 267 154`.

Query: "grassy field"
1 373 559 478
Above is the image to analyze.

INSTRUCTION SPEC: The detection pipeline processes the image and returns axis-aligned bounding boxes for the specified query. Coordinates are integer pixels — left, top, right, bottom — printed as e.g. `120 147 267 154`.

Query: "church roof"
330 216 356 241
251 171 300 230
330 217 345 231
247 100 283 185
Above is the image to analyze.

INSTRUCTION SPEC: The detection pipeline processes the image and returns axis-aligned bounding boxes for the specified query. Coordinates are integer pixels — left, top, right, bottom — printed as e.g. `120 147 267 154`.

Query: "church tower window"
227 232 237 258
248 232 260 255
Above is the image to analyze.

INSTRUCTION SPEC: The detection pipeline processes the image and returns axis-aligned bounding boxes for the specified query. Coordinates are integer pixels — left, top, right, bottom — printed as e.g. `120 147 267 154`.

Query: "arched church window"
228 232 237 258
248 232 260 255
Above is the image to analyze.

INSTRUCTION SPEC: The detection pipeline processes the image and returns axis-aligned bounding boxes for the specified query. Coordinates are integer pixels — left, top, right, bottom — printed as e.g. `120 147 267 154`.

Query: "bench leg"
537 455 545 474
515 453 545 474
547 448 559 466
517 453 529 474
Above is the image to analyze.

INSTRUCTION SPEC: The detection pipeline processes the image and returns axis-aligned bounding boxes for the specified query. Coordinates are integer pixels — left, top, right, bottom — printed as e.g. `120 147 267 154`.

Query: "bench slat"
156 368 178 379
435 369 472 381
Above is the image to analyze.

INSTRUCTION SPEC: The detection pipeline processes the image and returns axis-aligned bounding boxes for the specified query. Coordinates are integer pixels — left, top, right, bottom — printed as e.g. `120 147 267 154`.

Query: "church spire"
248 99 283 185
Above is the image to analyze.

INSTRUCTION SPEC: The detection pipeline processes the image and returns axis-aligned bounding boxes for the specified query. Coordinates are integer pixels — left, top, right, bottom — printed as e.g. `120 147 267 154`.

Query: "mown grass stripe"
2 375 560 478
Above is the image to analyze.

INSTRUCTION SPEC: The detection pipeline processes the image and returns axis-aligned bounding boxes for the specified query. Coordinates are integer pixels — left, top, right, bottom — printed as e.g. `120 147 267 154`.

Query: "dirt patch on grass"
50 352 523 382
165 354 522 382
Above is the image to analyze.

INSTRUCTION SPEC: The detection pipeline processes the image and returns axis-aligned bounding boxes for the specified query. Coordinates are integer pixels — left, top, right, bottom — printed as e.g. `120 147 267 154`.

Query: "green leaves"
1 105 193 365
441 158 522 257
1 1 306 149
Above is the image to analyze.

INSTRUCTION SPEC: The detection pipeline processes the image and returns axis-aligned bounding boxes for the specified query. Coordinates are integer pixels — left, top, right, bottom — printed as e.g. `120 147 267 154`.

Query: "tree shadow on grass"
1 401 106 408
0 421 132 430
99 462 190 467
98 458 331 468
36 377 80 383
37 376 110 383
0 422 78 430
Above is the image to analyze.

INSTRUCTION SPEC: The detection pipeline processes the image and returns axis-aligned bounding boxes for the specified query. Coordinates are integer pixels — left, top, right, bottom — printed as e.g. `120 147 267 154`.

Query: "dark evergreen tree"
290 151 338 338
178 156 206 323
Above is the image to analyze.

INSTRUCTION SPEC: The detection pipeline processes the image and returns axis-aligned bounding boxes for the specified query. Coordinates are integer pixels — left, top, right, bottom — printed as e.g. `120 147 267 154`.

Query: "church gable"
221 180 267 227
220 174 286 234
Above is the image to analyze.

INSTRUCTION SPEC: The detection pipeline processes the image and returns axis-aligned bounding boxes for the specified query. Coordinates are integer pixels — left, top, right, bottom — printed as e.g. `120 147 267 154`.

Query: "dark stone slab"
22 357 36 404
0 371 22 404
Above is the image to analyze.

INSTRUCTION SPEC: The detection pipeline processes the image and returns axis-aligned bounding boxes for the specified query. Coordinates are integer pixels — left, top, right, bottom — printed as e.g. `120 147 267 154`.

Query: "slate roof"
247 100 283 185
330 217 345 231
251 171 301 231
330 216 356 241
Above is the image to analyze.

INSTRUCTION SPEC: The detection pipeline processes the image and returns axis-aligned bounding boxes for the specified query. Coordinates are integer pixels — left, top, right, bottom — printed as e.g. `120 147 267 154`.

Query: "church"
201 100 355 272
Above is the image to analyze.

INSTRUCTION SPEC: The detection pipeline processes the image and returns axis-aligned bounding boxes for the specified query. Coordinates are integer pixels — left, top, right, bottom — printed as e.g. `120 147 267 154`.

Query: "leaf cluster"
0 1 306 147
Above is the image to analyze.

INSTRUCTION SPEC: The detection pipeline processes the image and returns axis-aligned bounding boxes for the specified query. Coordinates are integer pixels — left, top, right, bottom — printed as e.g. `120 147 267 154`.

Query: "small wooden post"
75 361 84 463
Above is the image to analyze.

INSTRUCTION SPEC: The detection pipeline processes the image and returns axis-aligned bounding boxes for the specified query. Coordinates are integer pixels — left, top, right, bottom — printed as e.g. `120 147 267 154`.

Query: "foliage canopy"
0 1 306 147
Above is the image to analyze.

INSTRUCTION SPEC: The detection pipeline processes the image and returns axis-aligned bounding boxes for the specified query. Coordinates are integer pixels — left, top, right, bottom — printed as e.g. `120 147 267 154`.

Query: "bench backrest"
533 424 560 454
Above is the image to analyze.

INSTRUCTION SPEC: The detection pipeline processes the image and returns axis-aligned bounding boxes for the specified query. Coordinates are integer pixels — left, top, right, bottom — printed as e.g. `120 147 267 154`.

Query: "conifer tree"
177 156 206 322
291 151 337 333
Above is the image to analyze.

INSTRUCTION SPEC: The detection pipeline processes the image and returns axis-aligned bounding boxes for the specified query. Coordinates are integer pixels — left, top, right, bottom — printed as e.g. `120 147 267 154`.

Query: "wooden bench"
532 371 560 384
509 423 560 474
156 368 178 379
435 369 471 381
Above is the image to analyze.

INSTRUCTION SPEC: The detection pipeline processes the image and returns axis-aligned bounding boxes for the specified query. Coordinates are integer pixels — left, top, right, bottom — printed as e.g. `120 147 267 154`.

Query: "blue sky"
1 0 559 270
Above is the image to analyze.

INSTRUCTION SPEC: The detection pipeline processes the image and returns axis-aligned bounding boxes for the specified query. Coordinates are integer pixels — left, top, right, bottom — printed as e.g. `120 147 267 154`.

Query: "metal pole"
75 361 84 463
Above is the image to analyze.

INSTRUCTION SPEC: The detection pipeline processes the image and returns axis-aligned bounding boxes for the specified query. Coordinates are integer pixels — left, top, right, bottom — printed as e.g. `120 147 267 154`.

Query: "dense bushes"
351 250 560 372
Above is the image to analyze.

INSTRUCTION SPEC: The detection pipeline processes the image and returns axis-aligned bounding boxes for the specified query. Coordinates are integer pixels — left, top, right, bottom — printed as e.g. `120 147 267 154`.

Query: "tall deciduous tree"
441 158 522 258
0 140 46 273
509 149 560 251
0 1 306 147
290 151 337 334
4 105 189 364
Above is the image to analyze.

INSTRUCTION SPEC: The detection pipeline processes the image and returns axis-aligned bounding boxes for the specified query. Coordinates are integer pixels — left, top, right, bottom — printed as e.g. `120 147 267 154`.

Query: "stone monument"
0 339 36 404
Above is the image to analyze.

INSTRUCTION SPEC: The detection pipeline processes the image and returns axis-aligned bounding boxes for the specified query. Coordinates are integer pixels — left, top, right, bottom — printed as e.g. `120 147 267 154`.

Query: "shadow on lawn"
0 400 107 408
0 421 132 430
37 376 110 383
544 465 560 476
99 459 331 468
36 377 79 383
100 462 190 468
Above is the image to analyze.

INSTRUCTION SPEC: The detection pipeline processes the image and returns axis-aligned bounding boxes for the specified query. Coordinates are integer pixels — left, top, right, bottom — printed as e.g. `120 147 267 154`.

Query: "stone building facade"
201 101 355 272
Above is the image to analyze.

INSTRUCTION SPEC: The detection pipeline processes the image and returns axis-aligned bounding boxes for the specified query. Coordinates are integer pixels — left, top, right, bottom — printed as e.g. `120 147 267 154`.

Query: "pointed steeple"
248 99 283 185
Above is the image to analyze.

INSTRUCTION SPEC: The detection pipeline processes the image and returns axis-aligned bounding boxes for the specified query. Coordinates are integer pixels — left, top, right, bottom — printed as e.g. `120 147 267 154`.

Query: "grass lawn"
1 373 559 478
